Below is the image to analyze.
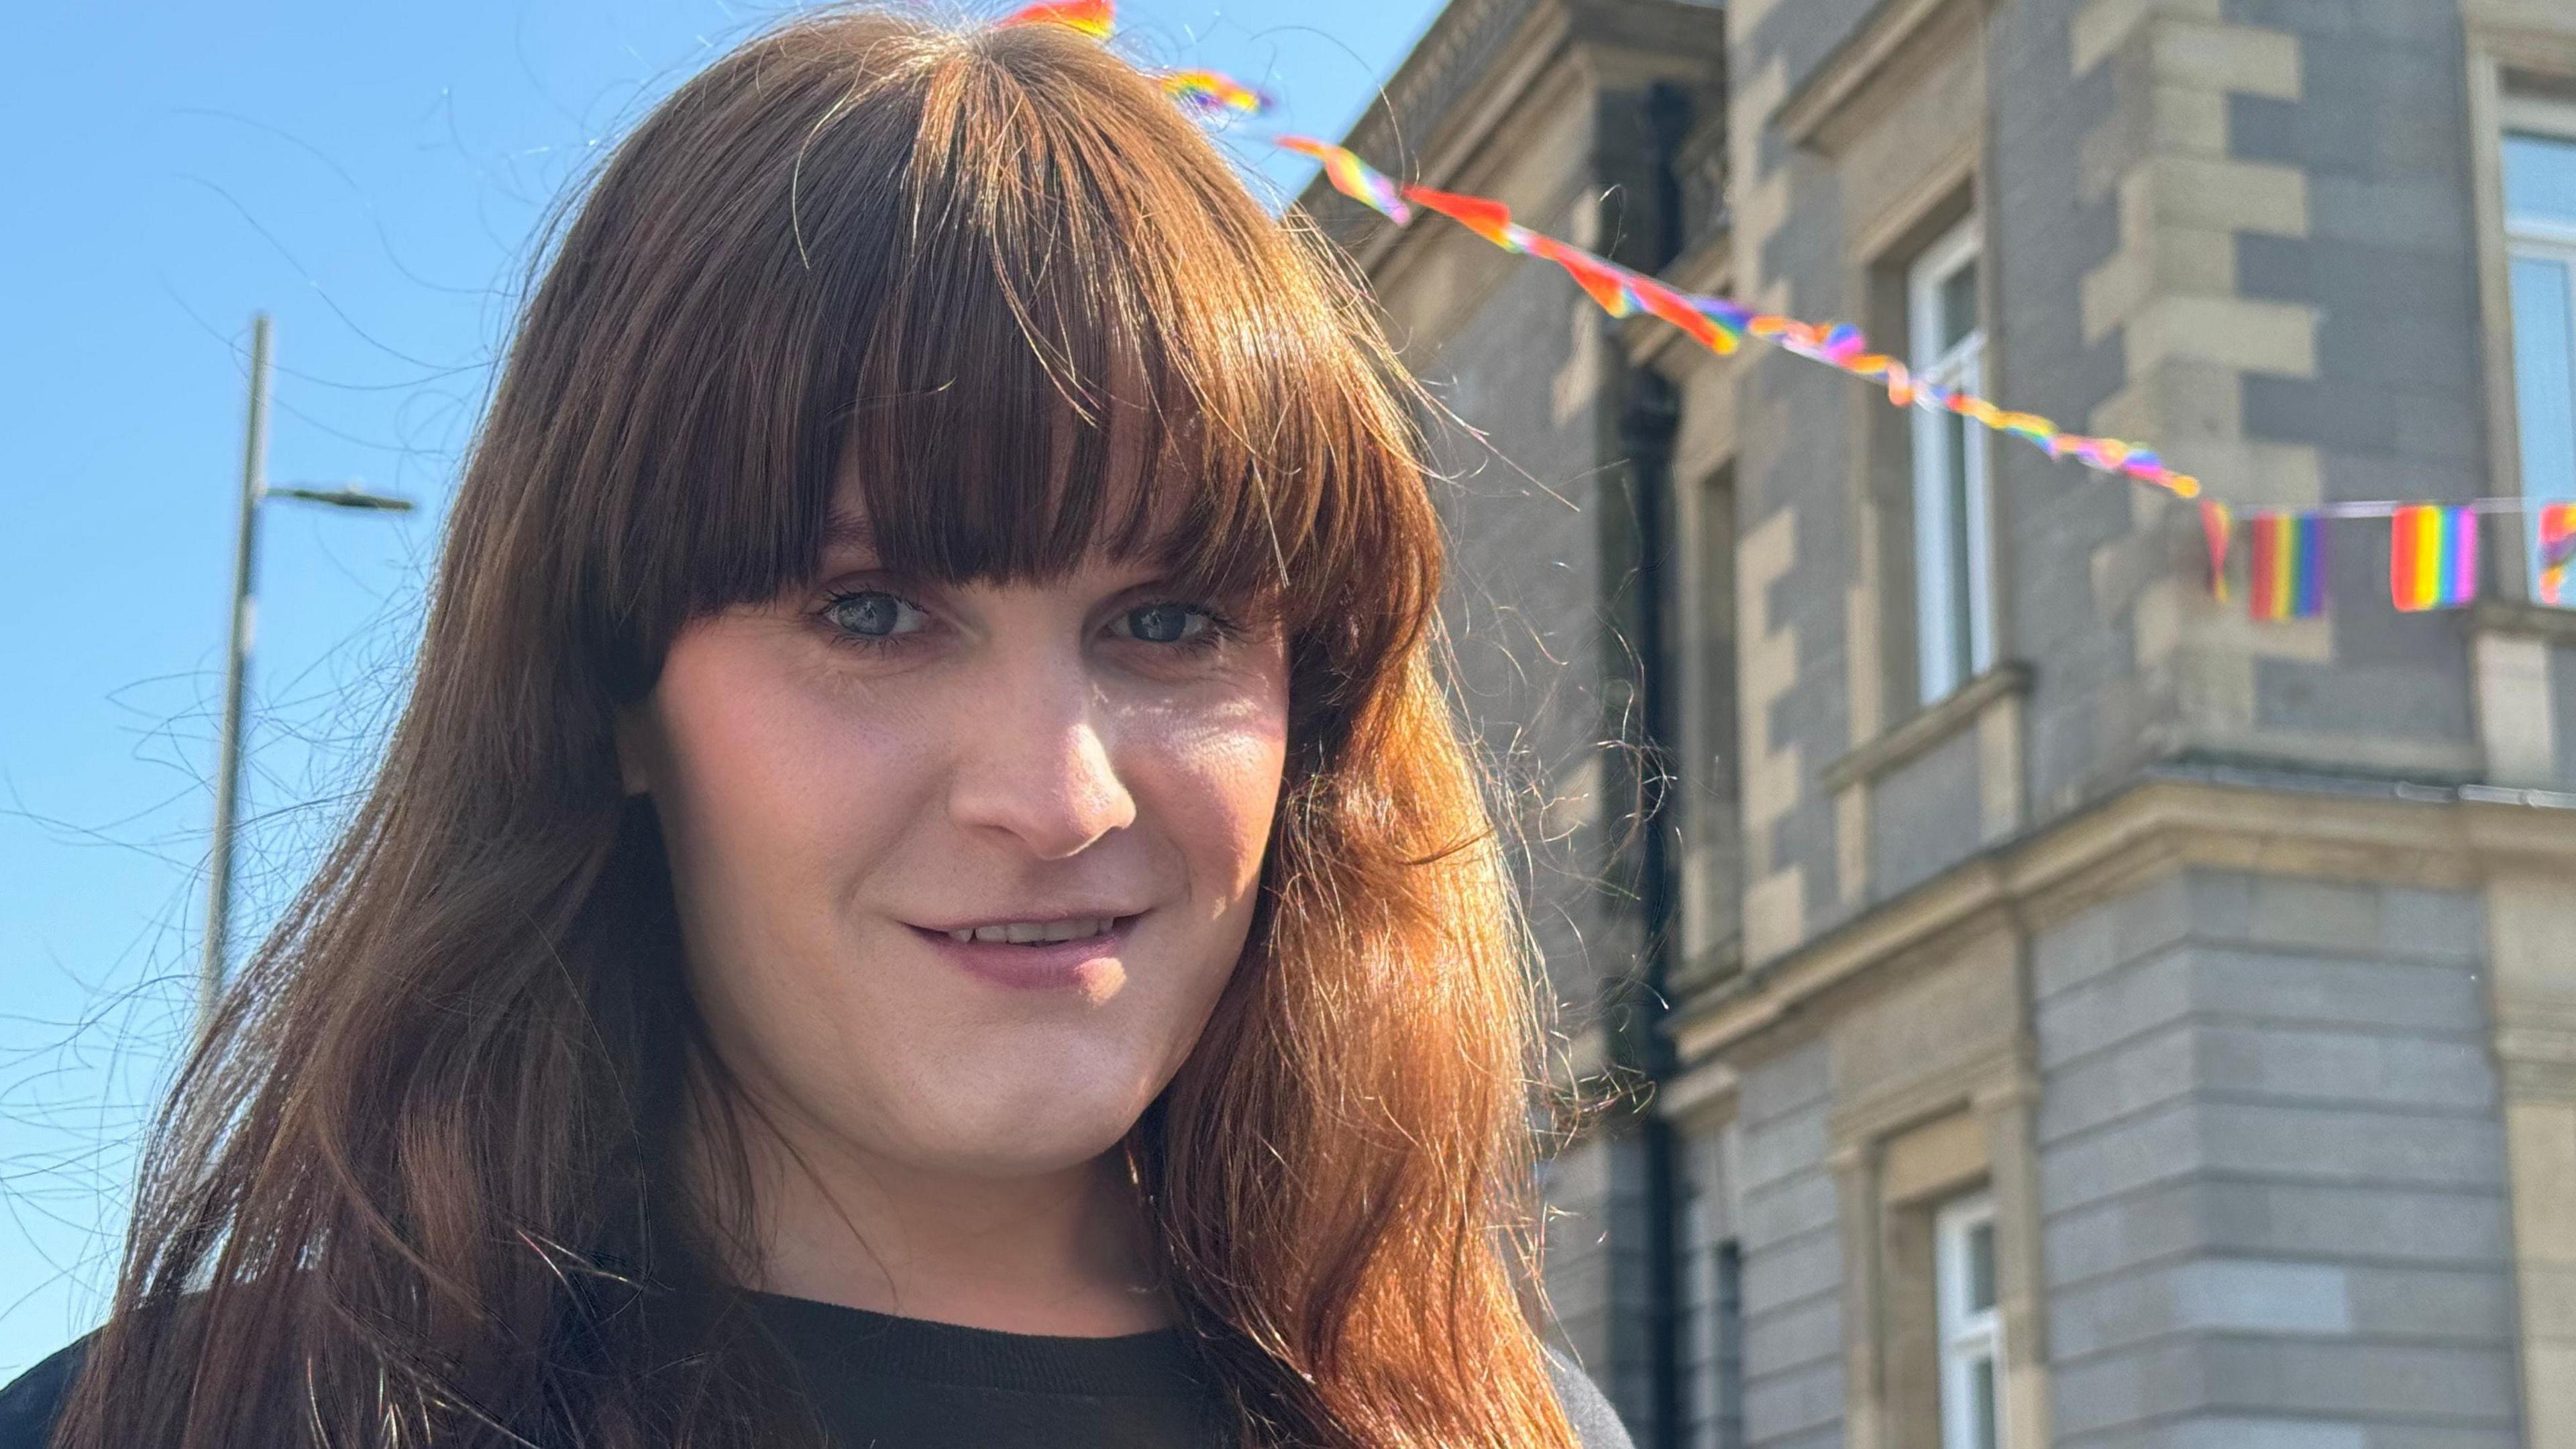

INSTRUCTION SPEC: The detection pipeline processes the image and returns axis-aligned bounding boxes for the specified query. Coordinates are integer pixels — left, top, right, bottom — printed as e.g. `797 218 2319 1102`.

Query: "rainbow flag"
2390 504 2479 612
2247 513 2329 621
998 0 1114 38
1161 68 1273 117
2540 502 2576 606
2200 502 2234 604
1278 136 1411 225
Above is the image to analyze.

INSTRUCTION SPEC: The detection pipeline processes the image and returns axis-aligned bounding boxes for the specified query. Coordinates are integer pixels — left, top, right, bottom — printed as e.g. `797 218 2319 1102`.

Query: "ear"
612 706 654 797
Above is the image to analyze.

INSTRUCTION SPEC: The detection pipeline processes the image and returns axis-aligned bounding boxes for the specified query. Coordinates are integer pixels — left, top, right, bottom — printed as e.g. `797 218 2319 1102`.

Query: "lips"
908 914 1136 994
940 916 1120 945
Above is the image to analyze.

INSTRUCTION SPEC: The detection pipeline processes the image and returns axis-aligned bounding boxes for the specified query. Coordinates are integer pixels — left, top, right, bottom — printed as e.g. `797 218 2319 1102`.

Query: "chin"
894 1080 1152 1180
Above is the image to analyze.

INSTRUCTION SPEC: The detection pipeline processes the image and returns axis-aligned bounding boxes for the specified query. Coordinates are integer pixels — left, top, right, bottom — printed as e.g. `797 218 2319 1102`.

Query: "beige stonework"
1743 868 1807 965
2488 869 2576 1449
2509 1097 2576 1444
2079 221 2235 341
1979 1077 2051 1449
1879 1110 1989 1205
2152 17 2300 99
1975 691 2024 844
1741 477 1809 961
1727 51 1793 288
2463 0 2576 40
2121 292 2317 378
2063 0 2372 773
1820 922 2035 1449
1837 785 1873 910
2477 632 2561 787
2070 0 2224 80
1551 298 1607 427
1739 502 1801 867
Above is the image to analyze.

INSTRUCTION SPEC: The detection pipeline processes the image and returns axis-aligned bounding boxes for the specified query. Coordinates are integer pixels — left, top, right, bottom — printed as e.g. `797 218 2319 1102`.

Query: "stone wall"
1734 1040 1847 1449
2034 868 2521 1446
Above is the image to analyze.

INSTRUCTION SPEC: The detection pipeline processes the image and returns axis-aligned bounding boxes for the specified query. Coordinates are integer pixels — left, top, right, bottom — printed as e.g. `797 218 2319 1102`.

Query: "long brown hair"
59 8 1579 1446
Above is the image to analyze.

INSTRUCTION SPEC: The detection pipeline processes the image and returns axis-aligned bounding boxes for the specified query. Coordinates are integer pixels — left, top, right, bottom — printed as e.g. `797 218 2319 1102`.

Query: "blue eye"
823 590 924 641
1116 600 1242 651
1120 602 1214 645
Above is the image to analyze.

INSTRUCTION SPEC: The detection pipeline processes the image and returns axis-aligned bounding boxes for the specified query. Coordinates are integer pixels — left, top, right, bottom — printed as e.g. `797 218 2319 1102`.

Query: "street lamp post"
199 313 415 1030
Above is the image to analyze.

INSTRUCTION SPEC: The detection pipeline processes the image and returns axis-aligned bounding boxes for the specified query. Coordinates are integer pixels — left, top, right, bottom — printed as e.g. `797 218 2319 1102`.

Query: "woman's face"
623 479 1288 1184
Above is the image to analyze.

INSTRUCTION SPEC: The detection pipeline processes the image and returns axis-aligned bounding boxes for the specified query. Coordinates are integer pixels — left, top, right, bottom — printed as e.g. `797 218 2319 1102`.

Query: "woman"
0 7 1628 1447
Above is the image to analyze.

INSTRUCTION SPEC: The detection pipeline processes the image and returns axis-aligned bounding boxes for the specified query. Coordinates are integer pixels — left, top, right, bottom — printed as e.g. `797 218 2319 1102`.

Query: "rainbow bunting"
1275 136 1411 224
2247 513 2329 621
1121 15 2576 619
998 0 1114 36
2200 502 2234 604
1290 139 2196 494
1399 185 1517 249
1161 68 1273 117
1513 229 1645 315
2390 505 2479 612
2540 502 2576 606
1632 275 1742 355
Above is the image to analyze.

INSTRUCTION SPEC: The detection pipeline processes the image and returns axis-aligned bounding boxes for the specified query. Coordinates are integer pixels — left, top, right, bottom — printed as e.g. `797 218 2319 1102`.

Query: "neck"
694 1100 1172 1338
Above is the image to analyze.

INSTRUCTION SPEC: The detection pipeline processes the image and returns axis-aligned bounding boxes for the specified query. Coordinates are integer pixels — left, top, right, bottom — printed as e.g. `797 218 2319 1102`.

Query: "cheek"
1126 676 1291 911
1178 726 1287 891
643 625 934 943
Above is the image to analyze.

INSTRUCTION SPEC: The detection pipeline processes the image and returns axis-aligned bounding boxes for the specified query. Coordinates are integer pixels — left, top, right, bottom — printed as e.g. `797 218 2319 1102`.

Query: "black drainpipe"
1645 81 1695 270
1631 76 1696 1449
1618 367 1684 1449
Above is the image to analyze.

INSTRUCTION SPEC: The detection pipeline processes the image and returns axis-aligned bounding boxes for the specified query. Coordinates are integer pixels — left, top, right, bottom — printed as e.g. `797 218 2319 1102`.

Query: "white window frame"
2504 99 2576 604
1934 1191 2003 1449
1908 217 1996 703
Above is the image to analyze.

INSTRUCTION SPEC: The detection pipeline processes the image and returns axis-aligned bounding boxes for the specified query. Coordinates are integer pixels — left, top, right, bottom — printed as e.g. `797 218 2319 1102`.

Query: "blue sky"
0 0 1440 1377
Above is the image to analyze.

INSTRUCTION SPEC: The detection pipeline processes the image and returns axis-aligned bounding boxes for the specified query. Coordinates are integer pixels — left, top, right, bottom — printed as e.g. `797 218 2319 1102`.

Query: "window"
1909 218 1995 700
2508 113 2576 602
1713 1239 1745 1449
1676 1133 1743 1449
1934 1193 2002 1449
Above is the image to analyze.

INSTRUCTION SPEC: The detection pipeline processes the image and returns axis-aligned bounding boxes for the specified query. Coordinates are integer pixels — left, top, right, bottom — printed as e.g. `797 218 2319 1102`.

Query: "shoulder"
0 1338 89 1449
1541 1344 1636 1449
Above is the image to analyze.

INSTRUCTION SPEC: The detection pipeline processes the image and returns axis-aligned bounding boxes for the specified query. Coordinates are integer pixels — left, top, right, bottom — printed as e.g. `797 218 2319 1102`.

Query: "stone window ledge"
1819 661 2033 796
2473 598 2576 644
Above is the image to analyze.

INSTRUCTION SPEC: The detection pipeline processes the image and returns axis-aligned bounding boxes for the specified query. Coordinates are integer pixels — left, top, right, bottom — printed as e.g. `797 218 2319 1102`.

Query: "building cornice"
1670 768 2576 1063
1295 0 1557 248
1772 0 1991 152
1296 0 1728 269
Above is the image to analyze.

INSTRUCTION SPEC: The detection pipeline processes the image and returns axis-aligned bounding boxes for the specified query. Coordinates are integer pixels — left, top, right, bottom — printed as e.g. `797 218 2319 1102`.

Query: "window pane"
2507 133 2576 229
1915 407 1964 701
1967 1220 1997 1314
1940 259 1980 354
1971 1356 2000 1449
1911 223 1993 706
2513 254 2576 601
1945 414 1979 683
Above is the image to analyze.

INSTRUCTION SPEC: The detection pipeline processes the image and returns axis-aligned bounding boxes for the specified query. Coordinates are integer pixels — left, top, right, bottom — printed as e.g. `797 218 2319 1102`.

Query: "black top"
0 1293 1635 1449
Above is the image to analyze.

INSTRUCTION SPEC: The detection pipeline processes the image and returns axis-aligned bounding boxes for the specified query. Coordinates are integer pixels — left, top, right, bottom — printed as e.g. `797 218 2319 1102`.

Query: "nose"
945 656 1138 859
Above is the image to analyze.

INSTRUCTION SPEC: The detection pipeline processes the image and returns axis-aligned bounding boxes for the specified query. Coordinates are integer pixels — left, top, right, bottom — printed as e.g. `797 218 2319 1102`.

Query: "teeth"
945 918 1112 945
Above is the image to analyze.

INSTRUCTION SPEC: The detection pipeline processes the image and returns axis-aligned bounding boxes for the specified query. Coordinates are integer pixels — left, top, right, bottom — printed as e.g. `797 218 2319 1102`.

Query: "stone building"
1298 1 2576 1446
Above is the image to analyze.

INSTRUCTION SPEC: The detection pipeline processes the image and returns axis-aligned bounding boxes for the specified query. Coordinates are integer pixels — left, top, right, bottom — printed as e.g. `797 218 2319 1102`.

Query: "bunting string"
1001 0 2576 621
